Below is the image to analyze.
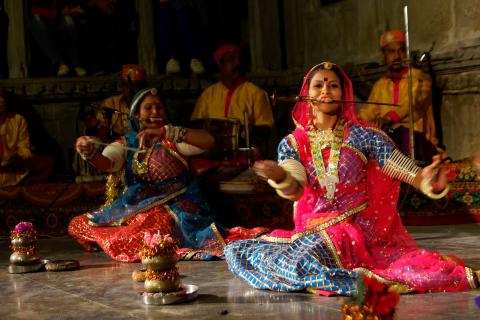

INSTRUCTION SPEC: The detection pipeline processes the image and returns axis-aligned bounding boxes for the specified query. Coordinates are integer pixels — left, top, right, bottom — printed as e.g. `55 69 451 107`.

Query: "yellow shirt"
0 113 32 187
358 67 438 147
191 81 274 127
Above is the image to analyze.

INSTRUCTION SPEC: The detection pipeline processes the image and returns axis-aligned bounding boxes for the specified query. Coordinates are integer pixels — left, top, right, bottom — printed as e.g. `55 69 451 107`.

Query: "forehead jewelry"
323 77 329 82
322 62 333 70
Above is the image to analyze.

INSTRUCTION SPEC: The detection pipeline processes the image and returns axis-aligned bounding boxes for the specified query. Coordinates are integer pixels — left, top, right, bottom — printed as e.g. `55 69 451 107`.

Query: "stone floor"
0 224 479 320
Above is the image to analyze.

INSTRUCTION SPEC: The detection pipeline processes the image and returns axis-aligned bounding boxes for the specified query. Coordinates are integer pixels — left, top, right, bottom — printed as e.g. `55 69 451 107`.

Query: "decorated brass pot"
144 278 181 293
11 237 36 247
142 254 178 271
9 252 41 266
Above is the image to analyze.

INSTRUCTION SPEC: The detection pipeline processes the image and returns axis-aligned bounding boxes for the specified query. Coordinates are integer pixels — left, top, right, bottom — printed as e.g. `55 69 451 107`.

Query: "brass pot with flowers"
141 232 181 293
9 222 41 266
8 222 43 273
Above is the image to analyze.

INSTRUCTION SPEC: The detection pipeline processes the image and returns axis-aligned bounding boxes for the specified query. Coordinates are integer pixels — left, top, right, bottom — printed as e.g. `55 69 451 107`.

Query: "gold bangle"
267 172 294 190
420 178 450 200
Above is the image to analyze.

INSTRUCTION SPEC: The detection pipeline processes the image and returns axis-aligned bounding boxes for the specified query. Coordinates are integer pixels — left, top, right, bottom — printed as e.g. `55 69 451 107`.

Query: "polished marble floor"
0 224 479 320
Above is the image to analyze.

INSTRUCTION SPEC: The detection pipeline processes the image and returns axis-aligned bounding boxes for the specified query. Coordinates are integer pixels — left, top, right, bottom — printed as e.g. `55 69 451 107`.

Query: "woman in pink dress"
224 62 479 295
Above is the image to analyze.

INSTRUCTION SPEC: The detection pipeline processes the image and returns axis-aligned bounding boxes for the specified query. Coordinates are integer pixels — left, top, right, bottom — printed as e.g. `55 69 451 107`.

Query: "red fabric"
387 68 408 107
69 207 176 262
393 79 400 105
223 78 246 117
31 0 58 19
214 44 240 63
380 30 406 48
120 64 145 81
385 111 401 123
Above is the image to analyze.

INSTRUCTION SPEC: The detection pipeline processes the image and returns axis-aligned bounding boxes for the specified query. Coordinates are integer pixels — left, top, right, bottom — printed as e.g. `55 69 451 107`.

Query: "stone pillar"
247 0 282 72
283 0 305 70
5 0 27 78
135 0 157 76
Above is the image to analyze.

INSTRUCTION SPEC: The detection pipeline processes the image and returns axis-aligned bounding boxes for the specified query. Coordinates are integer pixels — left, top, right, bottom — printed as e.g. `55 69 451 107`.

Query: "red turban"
380 30 406 48
121 64 146 81
214 44 241 64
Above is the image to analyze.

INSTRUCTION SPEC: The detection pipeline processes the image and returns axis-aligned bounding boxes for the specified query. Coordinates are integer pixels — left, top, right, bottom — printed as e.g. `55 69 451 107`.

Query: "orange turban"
121 64 146 82
214 44 241 64
380 30 406 48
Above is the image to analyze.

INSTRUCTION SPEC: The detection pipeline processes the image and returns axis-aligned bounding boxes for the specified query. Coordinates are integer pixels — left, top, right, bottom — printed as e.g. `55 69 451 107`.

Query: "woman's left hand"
421 154 448 193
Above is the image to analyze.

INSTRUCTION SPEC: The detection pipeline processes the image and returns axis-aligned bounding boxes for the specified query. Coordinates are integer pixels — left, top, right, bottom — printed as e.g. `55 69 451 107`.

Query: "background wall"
297 0 480 160
2 0 480 164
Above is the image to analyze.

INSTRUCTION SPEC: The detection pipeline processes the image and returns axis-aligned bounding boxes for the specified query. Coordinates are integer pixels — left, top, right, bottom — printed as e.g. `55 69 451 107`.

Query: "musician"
358 30 441 162
98 64 147 141
0 89 54 187
190 44 274 158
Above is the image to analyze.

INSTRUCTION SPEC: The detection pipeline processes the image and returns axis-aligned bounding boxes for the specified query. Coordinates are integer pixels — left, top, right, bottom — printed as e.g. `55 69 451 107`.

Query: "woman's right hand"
75 136 99 158
253 160 286 182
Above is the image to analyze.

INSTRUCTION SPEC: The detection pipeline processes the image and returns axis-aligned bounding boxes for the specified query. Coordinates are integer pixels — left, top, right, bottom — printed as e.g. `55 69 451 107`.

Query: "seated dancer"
69 88 229 262
225 62 479 295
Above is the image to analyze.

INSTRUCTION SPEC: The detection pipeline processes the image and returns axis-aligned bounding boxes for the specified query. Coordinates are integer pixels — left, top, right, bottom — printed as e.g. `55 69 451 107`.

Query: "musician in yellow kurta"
191 45 274 159
191 80 273 128
358 30 440 161
0 89 32 187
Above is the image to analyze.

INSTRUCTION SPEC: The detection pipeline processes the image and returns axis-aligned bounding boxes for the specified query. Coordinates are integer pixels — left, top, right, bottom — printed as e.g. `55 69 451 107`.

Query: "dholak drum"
383 125 439 165
190 118 241 160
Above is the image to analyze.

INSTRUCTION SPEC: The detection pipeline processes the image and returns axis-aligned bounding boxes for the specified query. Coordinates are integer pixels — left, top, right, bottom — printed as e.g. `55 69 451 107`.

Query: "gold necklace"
308 121 345 200
132 145 154 175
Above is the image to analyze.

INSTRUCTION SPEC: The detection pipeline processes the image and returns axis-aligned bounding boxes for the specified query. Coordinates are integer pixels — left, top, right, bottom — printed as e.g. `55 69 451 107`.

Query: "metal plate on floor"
140 284 198 305
45 260 80 272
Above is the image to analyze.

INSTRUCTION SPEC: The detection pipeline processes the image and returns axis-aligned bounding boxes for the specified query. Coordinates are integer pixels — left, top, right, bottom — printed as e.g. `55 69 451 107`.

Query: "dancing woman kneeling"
224 62 479 294
69 88 224 262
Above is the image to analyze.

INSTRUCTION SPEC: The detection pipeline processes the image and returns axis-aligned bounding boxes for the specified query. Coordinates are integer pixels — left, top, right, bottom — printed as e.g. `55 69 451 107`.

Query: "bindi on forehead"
324 77 328 82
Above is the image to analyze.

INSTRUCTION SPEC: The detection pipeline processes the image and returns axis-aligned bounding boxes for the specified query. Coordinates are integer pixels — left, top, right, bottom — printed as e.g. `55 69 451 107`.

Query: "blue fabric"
225 233 357 294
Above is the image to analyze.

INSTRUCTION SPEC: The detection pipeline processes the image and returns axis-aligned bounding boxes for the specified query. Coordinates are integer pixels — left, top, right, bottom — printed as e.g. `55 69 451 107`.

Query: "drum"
190 118 241 160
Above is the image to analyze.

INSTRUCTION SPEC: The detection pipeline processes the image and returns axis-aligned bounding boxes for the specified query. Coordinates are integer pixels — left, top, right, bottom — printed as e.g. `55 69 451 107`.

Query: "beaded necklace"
132 144 155 175
307 120 345 200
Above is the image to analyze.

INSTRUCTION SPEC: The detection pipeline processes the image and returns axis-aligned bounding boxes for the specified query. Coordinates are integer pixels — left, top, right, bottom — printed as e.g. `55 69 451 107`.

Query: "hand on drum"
253 160 286 183
421 154 448 193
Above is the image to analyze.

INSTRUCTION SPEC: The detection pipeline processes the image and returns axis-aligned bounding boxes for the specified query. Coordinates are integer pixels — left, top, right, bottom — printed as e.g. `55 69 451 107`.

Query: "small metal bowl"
140 284 198 305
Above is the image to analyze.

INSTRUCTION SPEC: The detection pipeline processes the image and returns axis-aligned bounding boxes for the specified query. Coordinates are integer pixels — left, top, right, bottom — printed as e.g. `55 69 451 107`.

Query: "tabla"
191 118 241 160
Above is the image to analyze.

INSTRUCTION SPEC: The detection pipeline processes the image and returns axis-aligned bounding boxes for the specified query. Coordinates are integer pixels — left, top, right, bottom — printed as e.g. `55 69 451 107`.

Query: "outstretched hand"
252 160 285 182
421 154 448 193
75 136 98 155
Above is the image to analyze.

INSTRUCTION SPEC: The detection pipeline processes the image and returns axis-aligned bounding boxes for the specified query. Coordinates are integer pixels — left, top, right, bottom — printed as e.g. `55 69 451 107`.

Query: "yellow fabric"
0 114 32 187
99 94 130 136
358 67 438 147
191 81 274 127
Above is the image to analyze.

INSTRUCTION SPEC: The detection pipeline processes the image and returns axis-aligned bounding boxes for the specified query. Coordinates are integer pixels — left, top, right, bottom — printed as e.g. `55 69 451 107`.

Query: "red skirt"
68 206 175 262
